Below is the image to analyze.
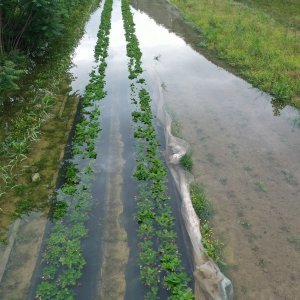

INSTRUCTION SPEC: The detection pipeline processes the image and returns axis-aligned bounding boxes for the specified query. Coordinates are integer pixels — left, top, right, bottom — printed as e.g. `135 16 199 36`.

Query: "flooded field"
1 0 299 299
131 0 300 299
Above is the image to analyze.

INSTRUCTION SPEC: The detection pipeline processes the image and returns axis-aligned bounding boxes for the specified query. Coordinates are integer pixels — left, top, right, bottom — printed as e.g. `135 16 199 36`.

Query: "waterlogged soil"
131 0 300 299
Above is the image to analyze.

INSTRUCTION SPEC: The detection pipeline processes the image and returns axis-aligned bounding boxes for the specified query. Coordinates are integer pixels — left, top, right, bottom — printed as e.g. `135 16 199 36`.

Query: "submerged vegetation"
35 0 113 298
122 0 194 298
170 0 300 109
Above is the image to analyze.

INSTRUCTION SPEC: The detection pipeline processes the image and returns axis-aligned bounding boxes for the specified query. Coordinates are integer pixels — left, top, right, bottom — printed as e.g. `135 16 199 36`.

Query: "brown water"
131 1 300 299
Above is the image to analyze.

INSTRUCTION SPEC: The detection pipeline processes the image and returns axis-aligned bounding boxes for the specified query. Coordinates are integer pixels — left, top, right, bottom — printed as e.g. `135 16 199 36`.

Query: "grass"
239 218 251 229
255 180 267 192
170 0 300 109
235 0 300 30
180 153 193 172
12 199 33 218
190 183 223 265
190 183 213 222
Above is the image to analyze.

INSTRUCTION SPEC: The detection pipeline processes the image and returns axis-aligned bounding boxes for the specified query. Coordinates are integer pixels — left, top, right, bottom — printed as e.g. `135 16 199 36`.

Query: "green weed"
255 180 267 192
12 199 33 218
239 218 251 229
190 183 223 265
180 153 193 172
190 183 213 222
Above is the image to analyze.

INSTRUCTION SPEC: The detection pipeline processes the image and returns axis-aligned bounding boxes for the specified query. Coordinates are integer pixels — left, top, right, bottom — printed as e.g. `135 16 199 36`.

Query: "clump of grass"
13 184 27 196
239 218 251 229
190 183 213 222
170 0 300 108
201 223 224 263
190 183 224 265
255 180 267 192
12 199 33 218
180 153 193 172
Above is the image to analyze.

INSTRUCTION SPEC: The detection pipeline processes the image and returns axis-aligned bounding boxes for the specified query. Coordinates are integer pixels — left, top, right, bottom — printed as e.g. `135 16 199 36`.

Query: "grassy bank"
235 0 300 29
0 0 100 241
169 0 300 109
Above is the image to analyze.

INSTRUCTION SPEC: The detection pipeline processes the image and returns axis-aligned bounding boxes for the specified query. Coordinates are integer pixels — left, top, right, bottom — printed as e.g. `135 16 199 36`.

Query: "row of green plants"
35 0 113 298
0 1 101 203
122 1 194 299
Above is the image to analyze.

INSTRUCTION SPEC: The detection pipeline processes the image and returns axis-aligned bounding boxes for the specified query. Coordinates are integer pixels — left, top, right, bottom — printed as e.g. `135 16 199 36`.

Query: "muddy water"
131 1 300 299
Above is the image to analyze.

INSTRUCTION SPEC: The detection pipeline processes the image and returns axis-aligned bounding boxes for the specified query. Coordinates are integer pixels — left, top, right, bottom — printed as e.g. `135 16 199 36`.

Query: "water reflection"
70 7 103 94
131 1 300 299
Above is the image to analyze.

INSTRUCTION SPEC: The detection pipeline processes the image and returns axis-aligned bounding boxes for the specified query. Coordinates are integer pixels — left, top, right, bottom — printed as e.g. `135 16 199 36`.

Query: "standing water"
131 0 300 299
1 0 299 299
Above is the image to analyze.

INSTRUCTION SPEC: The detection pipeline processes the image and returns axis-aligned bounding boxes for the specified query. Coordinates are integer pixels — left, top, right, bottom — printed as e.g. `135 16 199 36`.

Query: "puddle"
131 0 300 299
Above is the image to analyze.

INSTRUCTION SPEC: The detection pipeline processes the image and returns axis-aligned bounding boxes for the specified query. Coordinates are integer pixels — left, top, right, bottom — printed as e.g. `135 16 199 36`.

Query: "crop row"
35 0 113 299
121 1 194 299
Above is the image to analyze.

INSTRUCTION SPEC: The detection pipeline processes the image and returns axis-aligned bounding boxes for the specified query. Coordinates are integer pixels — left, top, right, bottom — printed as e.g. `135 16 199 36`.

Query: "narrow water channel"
131 0 300 299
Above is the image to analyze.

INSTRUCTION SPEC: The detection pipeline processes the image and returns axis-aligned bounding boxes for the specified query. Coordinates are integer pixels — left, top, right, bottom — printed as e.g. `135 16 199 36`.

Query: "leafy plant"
190 183 213 222
180 153 193 172
12 199 32 218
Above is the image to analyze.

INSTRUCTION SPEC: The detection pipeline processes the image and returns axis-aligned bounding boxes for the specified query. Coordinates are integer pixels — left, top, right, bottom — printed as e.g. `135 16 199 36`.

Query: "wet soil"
130 0 300 299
